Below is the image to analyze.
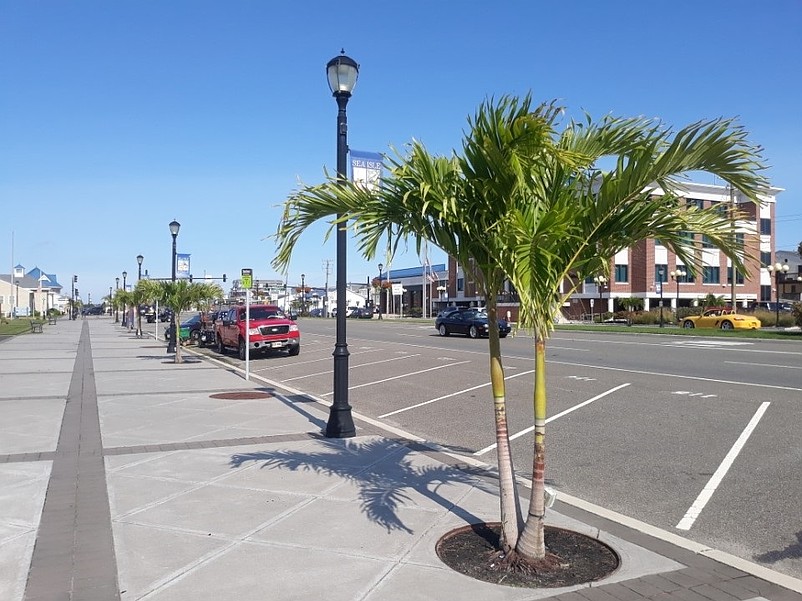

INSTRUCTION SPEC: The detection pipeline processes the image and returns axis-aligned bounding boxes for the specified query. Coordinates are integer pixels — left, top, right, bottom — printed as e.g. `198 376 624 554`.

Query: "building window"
727 267 744 285
702 266 720 284
655 264 668 282
714 202 729 217
456 277 464 292
760 285 772 301
760 251 772 267
614 264 628 283
760 218 771 235
654 238 665 248
684 271 696 283
701 234 715 249
687 198 704 210
735 232 744 247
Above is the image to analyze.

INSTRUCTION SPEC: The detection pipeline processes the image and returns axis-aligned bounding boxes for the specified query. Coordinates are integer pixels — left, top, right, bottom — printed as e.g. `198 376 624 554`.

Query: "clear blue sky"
2 0 800 304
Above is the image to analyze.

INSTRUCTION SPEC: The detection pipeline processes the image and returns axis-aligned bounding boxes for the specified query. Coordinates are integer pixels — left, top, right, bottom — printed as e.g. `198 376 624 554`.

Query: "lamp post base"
325 406 356 438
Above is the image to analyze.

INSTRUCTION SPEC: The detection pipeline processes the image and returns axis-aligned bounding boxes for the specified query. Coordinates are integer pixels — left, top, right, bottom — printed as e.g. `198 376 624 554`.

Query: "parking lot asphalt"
2 316 802 600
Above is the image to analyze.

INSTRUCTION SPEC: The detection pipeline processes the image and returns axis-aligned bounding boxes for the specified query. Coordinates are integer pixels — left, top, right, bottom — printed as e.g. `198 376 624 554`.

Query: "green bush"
746 309 795 328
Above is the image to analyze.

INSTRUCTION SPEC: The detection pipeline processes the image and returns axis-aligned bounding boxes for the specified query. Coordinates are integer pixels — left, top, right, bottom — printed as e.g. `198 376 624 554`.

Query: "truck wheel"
238 339 246 361
288 344 300 357
190 329 200 343
217 335 225 354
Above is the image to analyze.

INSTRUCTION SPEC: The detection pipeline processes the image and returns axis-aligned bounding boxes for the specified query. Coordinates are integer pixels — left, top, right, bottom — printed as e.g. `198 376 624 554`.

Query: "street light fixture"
137 254 144 280
377 263 383 320
766 261 789 328
325 50 358 439
657 267 665 328
670 268 686 321
593 275 607 323
167 220 181 353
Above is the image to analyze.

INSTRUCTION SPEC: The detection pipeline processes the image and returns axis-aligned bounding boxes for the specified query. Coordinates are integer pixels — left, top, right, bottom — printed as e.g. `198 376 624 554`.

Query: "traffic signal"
189 274 193 283
73 275 78 283
74 289 79 298
222 274 227 282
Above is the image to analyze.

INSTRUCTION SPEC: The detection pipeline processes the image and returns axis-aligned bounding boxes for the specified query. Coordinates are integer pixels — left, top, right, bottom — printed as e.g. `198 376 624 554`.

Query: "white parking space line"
725 360 802 370
676 401 770 531
474 383 631 456
378 370 535 419
321 360 472 396
253 348 376 373
280 353 420 382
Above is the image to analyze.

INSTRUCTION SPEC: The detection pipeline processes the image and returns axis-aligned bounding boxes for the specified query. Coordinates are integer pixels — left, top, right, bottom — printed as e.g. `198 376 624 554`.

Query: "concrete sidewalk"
1 317 801 600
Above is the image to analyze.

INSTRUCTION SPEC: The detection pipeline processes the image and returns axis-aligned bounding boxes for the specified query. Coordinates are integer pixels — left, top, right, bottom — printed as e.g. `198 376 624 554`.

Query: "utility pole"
322 259 333 317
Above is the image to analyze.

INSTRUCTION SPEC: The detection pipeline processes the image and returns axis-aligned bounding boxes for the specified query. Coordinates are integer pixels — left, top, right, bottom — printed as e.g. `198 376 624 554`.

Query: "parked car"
747 301 793 313
165 313 204 343
308 308 324 317
681 307 761 330
435 307 511 338
159 308 173 322
349 307 374 319
140 304 157 323
215 304 300 359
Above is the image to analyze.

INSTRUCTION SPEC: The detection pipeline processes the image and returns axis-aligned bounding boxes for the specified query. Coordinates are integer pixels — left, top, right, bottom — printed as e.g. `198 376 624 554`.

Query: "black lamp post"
670 268 686 321
657 267 664 328
115 277 119 322
137 254 144 280
325 50 358 438
109 286 112 316
377 263 383 320
122 271 128 327
593 275 607 323
167 220 180 353
766 261 789 328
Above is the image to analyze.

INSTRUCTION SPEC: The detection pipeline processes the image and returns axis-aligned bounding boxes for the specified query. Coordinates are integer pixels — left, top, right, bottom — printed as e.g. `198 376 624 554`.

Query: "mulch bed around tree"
436 523 619 588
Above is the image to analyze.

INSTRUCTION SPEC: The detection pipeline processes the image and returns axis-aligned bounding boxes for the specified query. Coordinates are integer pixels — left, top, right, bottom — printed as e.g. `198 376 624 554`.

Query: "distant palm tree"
272 95 766 563
154 280 222 363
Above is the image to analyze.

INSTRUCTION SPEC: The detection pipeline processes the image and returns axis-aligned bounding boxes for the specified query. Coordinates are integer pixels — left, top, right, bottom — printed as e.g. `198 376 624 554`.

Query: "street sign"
241 268 253 290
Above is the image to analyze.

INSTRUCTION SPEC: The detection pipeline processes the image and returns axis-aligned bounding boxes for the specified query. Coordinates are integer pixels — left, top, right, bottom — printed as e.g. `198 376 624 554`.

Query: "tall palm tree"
272 95 766 563
494 113 766 560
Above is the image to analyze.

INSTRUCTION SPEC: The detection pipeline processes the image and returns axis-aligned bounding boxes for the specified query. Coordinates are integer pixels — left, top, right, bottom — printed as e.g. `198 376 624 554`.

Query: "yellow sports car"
681 308 761 330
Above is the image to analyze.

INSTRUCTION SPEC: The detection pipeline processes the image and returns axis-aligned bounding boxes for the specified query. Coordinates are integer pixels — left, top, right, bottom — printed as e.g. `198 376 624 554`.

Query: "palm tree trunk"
516 333 547 560
485 299 522 552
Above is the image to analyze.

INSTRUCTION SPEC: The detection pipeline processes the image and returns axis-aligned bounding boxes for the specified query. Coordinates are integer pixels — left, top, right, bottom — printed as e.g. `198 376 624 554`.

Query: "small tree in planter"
618 297 644 326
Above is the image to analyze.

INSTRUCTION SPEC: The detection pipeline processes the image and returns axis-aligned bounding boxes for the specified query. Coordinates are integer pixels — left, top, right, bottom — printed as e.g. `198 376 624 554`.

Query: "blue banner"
176 254 191 279
350 150 383 190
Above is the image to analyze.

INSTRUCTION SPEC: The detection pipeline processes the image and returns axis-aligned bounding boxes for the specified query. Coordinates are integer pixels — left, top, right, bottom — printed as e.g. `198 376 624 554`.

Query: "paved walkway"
1 317 801 600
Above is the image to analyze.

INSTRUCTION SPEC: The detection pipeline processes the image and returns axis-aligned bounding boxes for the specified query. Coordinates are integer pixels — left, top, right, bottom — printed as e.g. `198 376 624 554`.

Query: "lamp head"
169 220 181 236
327 51 359 96
137 254 144 266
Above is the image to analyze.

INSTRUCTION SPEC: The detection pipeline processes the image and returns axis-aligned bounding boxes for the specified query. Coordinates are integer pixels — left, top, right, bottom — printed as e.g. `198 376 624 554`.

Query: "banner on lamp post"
350 150 383 190
177 254 191 279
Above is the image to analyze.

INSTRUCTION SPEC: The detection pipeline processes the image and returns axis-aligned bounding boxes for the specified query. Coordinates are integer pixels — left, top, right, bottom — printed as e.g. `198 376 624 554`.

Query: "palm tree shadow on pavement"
230 438 498 534
754 531 802 563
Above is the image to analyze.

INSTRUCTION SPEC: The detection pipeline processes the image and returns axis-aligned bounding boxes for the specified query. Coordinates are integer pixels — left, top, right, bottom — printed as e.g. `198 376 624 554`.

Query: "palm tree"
114 288 134 328
154 280 222 363
132 280 162 338
272 95 766 564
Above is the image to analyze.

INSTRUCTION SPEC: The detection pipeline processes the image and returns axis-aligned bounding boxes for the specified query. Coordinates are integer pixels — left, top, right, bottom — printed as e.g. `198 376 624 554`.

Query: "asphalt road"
189 317 802 581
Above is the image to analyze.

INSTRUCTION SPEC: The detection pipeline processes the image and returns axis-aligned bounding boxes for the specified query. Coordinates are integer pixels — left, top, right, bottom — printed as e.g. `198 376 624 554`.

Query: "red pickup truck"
215 304 300 359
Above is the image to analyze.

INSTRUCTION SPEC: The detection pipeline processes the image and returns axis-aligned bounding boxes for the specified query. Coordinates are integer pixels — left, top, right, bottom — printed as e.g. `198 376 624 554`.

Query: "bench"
30 321 44 334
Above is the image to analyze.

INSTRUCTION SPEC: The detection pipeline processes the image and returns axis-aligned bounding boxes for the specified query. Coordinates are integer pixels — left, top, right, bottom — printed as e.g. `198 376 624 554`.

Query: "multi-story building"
446 181 784 320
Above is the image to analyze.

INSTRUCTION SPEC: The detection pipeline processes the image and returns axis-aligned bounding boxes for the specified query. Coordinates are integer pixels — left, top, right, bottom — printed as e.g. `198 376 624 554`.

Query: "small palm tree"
155 280 222 363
